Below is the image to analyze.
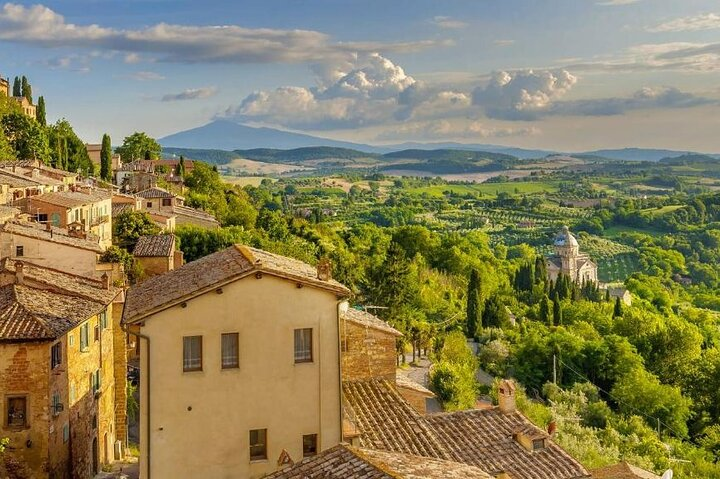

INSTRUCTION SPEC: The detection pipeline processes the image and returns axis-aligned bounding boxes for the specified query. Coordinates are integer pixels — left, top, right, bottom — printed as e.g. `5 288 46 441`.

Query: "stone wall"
0 342 51 479
396 385 430 415
341 320 397 382
112 300 128 452
136 256 172 279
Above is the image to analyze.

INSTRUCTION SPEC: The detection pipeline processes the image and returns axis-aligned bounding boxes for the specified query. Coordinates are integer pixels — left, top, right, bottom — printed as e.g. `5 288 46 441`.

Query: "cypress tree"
539 294 551 325
613 297 624 318
36 96 46 126
21 76 31 103
178 155 186 177
466 269 481 339
534 256 547 285
12 77 21 97
552 293 563 326
100 134 112 181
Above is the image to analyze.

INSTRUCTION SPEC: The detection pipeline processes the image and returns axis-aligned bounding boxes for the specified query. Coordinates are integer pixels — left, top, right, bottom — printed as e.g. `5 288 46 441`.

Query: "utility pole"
553 354 557 385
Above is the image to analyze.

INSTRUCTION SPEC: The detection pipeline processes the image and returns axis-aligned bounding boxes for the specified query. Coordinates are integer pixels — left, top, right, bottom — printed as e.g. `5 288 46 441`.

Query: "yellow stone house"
122 246 350 479
0 259 125 479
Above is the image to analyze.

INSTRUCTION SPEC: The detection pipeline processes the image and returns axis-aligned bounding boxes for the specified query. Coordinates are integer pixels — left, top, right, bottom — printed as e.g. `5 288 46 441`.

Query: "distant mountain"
235 147 379 164
580 148 720 162
384 142 556 160
658 153 720 165
159 120 387 153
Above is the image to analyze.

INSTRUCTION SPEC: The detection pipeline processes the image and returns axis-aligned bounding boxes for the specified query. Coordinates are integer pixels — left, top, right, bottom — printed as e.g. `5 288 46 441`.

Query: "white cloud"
493 40 515 47
648 13 720 33
432 16 468 29
0 3 448 64
128 71 165 81
162 87 218 102
124 53 142 64
40 54 90 73
376 120 539 141
472 69 578 120
596 0 641 6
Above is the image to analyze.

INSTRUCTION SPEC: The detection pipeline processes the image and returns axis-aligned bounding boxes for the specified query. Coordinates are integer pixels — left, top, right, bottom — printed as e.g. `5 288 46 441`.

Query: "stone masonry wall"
341 321 397 382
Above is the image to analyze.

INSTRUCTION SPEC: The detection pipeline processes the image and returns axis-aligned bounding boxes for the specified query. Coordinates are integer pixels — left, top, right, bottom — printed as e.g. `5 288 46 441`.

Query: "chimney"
15 261 24 285
498 379 516 414
101 272 110 290
317 258 332 281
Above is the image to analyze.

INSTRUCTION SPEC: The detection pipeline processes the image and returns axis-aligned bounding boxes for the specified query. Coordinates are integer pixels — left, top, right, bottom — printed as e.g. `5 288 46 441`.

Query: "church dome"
554 225 579 247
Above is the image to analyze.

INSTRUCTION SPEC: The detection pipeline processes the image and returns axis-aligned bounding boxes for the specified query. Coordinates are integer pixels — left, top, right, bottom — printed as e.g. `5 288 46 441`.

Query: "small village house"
0 259 126 479
136 186 219 229
122 246 350 479
132 234 182 278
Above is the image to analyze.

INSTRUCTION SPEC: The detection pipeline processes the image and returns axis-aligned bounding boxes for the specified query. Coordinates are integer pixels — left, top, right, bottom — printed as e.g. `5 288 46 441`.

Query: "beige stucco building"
137 187 219 229
122 246 350 479
546 226 598 284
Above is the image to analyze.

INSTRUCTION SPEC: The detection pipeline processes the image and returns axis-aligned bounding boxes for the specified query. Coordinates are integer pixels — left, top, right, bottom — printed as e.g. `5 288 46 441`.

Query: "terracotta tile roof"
30 189 110 208
1 220 104 253
0 170 41 187
265 444 493 479
137 187 176 199
133 234 175 257
395 374 434 396
123 245 350 323
591 462 661 479
427 409 590 479
342 308 402 336
342 379 453 460
0 259 119 341
172 205 218 225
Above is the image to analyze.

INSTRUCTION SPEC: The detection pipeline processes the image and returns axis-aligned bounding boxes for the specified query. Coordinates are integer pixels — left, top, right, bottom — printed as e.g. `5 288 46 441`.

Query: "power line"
555 356 687 439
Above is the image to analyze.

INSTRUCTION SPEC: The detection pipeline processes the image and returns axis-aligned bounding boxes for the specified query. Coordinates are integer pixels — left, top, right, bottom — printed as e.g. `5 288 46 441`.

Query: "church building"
546 226 598 284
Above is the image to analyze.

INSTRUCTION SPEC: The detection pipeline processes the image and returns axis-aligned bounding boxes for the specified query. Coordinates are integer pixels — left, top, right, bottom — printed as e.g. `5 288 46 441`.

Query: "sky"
1 0 720 152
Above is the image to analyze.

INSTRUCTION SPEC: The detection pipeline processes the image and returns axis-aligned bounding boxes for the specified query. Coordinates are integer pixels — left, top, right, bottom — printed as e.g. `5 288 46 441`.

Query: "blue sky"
1 0 719 151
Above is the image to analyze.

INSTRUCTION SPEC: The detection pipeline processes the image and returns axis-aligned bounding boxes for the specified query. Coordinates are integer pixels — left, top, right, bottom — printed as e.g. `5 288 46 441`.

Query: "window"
79 323 89 351
62 423 69 443
90 370 101 395
221 333 239 369
303 434 317 457
94 324 100 342
6 396 27 428
36 213 48 223
51 393 61 416
183 336 203 372
249 429 267 461
51 342 62 369
99 310 108 329
294 328 313 363
146 201 153 208
15 245 23 257
68 334 74 347
532 439 545 451
161 198 172 207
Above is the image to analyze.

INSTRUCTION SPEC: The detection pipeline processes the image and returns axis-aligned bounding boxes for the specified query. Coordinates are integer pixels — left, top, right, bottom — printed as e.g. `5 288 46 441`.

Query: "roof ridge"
234 244 256 264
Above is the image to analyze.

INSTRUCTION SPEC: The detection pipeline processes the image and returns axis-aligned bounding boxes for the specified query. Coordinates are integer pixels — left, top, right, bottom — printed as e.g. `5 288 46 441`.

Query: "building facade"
546 226 598 284
0 259 124 479
122 246 350 479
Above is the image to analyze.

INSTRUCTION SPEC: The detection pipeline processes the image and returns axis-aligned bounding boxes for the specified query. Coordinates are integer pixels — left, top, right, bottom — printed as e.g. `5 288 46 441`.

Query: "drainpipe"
336 299 346 444
121 322 150 479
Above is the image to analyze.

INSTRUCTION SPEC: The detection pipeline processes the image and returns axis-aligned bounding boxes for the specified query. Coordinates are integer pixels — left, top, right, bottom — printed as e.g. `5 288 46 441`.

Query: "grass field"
640 205 684 216
604 225 663 238
407 181 559 198
221 176 276 187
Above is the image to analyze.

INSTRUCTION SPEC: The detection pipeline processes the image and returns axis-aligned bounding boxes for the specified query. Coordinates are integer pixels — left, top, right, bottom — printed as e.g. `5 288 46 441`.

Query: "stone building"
0 259 125 479
0 218 104 278
132 234 182 279
0 76 8 97
18 188 113 248
546 226 598 284
122 245 351 479
137 187 219 229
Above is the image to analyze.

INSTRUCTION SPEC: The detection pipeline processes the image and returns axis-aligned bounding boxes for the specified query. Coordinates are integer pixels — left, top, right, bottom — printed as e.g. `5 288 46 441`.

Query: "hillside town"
2 0 720 475
0 73 669 478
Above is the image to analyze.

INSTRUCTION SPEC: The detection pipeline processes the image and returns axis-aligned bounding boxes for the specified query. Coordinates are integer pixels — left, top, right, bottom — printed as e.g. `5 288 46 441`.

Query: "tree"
178 155 186 177
613 297 624 318
12 76 20 97
100 133 112 181
35 96 46 126
1 112 50 162
116 132 161 161
539 294 551 325
47 119 92 172
21 76 31 103
113 210 161 251
466 268 482 339
482 294 510 328
553 293 563 326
